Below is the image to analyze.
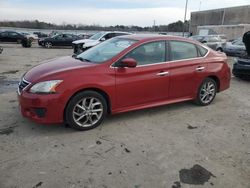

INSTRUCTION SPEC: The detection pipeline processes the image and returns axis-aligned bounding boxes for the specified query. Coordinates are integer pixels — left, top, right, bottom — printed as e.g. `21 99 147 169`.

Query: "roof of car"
118 34 190 41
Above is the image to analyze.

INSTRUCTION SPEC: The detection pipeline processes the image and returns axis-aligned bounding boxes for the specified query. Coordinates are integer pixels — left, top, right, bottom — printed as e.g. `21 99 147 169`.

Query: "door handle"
196 66 205 71
156 71 169 76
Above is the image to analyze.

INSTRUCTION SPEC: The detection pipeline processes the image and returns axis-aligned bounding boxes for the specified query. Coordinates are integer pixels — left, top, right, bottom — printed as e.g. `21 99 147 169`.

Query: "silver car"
223 38 246 57
189 35 226 51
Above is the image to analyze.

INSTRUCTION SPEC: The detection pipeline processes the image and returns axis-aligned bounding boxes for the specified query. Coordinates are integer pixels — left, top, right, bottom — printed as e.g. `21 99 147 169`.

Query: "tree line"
0 20 189 32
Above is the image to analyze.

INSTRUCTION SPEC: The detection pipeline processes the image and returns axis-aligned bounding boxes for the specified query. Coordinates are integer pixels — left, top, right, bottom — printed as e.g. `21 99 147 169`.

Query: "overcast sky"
0 0 249 26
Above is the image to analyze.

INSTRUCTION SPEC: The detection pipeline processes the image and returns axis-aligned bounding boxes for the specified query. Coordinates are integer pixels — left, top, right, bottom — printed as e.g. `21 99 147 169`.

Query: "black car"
33 32 48 38
232 31 250 80
233 57 250 79
0 31 27 43
38 33 80 48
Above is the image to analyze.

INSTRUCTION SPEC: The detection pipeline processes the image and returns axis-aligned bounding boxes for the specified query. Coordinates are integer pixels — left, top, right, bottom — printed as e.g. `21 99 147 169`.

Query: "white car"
21 32 39 41
72 31 131 54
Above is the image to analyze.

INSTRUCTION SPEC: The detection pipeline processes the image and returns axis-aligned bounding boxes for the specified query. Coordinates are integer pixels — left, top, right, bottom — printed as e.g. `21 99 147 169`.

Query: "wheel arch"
63 87 112 122
207 75 220 92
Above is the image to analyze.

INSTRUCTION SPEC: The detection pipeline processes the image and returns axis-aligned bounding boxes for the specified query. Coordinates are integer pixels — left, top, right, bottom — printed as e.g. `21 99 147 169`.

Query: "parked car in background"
38 33 80 48
21 32 38 41
0 31 27 43
33 32 48 38
189 35 226 51
77 33 92 39
72 31 131 54
233 57 250 80
223 38 246 57
18 35 231 131
0 46 3 54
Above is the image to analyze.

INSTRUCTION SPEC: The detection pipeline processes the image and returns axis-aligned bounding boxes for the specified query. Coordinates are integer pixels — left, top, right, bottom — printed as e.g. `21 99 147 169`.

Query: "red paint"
18 35 231 124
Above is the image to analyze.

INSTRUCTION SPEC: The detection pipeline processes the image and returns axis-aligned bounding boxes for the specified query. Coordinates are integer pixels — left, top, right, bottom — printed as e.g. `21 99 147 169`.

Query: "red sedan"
18 35 231 130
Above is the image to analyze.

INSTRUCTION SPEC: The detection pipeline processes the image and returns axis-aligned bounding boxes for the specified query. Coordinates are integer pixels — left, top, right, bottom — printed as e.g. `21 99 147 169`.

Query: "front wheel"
65 91 107 131
195 78 217 106
45 42 52 48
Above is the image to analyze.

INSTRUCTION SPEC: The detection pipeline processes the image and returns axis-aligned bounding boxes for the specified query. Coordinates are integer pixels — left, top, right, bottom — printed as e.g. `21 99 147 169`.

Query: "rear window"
169 41 198 61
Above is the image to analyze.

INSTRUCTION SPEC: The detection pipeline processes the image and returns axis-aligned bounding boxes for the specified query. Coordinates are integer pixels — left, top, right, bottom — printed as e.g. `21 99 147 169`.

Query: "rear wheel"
195 78 217 106
65 91 107 131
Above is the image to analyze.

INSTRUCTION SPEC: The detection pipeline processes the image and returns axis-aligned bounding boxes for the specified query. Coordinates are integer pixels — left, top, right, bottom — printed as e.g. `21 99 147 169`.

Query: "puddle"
0 79 19 94
179 164 216 185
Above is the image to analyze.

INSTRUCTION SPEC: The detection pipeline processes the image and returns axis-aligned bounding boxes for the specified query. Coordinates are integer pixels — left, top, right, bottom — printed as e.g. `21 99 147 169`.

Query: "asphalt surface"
0 43 249 188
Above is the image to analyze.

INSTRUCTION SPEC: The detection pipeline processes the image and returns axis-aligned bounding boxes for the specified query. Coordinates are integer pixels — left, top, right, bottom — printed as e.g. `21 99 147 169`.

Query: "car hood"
72 39 97 44
24 56 94 83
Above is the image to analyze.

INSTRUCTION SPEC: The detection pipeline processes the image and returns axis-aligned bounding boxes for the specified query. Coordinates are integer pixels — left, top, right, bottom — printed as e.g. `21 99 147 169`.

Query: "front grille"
18 78 30 94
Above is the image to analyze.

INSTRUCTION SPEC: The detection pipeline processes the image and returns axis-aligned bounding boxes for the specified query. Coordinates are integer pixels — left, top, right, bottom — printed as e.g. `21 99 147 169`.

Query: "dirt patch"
0 126 17 135
187 124 198 129
1 70 19 74
179 164 216 185
172 181 181 188
33 182 43 188
0 80 19 94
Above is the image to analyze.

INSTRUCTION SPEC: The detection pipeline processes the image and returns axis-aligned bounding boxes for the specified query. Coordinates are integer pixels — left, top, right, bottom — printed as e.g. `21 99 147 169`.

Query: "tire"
216 48 223 52
195 78 217 106
45 42 52 48
65 91 107 131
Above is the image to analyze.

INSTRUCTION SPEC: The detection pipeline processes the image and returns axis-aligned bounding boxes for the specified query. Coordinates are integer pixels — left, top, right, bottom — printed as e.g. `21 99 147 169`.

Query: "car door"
115 41 170 110
9 32 21 42
53 34 63 46
64 34 74 46
168 41 208 99
0 32 8 42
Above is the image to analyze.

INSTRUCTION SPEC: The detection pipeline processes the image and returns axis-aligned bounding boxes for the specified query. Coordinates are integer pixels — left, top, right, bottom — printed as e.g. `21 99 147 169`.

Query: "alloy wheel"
199 81 216 104
72 97 103 128
45 42 52 48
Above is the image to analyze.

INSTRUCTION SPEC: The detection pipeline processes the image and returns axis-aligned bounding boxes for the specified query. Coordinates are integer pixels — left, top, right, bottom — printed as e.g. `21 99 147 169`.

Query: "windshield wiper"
73 56 91 62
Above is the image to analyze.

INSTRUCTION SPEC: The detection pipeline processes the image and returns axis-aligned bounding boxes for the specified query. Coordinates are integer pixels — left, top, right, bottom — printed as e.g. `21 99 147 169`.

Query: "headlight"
30 80 63 94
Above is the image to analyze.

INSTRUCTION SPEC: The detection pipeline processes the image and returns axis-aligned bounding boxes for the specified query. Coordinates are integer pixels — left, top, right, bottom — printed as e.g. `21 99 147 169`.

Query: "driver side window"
123 41 166 66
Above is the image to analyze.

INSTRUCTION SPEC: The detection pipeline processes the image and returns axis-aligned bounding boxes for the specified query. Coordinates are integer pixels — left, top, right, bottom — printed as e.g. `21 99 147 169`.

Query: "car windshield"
89 32 106 40
76 37 137 64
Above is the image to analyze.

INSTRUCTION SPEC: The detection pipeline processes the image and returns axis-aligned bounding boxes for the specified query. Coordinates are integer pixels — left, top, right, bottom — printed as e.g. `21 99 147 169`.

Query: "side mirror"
100 37 106 41
120 58 137 68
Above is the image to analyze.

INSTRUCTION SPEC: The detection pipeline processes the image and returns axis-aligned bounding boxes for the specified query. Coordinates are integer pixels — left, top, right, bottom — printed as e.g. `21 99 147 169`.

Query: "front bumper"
18 91 66 124
233 63 250 76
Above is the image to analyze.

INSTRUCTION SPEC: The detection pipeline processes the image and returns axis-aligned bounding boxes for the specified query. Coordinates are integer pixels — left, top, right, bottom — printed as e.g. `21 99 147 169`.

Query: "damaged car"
72 31 131 54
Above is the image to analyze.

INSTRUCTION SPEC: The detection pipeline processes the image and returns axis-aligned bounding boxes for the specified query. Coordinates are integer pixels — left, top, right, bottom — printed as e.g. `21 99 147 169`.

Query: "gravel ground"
0 43 249 188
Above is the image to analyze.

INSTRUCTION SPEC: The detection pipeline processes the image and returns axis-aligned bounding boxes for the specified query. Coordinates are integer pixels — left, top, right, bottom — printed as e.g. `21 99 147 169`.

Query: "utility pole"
183 0 188 37
153 20 156 32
